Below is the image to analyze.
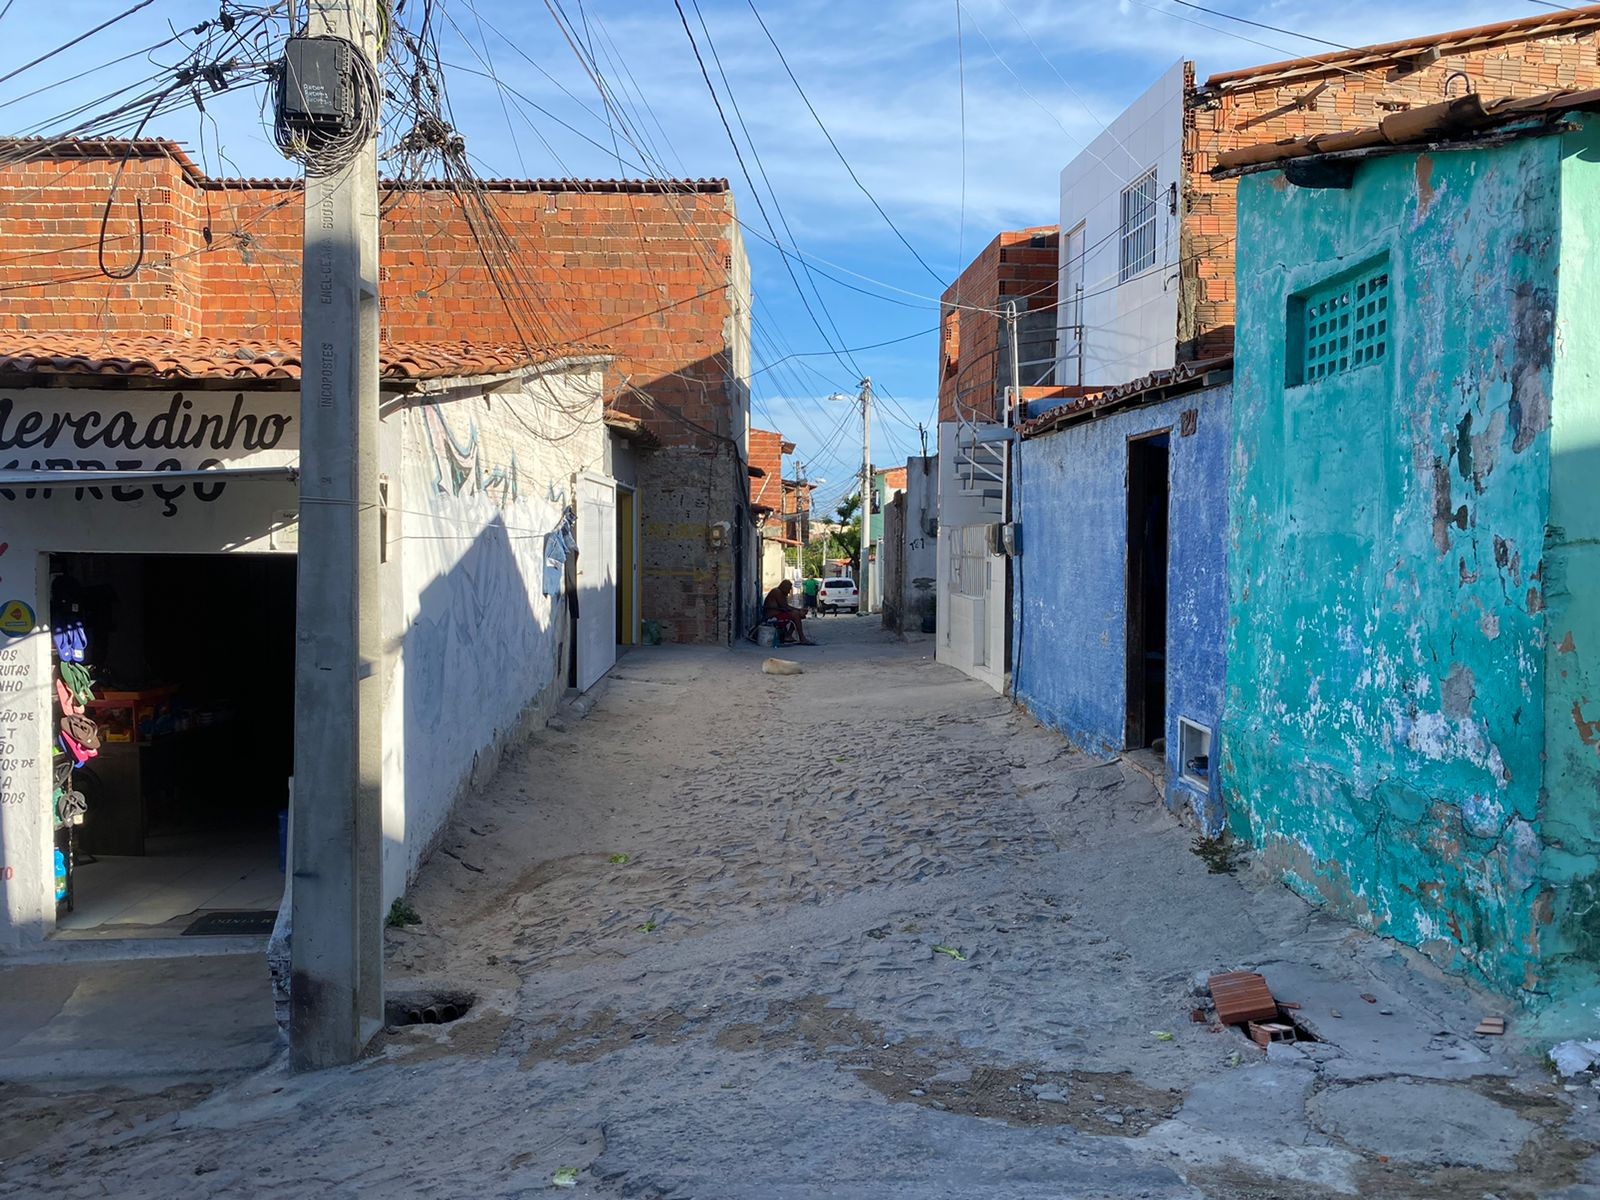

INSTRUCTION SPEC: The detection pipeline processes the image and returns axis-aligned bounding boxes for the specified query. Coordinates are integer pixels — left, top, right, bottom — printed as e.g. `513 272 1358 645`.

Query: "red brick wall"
0 149 744 453
1181 24 1600 360
0 153 206 336
748 426 783 510
937 226 1058 425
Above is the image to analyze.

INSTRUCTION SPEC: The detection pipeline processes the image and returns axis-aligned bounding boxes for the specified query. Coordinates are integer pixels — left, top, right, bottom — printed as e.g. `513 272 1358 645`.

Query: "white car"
817 577 859 614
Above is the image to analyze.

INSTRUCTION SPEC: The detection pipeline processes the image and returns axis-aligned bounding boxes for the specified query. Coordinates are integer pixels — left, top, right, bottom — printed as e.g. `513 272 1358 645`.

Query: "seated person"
762 580 814 645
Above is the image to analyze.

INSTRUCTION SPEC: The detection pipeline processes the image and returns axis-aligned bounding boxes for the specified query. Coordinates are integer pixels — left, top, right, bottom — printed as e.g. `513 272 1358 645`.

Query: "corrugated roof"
1019 356 1233 440
0 335 608 385
1204 5 1600 92
1214 88 1600 174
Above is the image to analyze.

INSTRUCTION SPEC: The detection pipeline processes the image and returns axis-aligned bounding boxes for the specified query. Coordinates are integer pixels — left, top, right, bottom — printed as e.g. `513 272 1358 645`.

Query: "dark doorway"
49 552 293 934
1125 433 1170 751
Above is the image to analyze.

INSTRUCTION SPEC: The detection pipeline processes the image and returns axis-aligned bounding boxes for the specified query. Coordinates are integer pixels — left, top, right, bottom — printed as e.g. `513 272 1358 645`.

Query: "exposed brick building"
747 427 787 513
749 426 811 592
1187 8 1600 369
0 139 756 643
936 226 1058 425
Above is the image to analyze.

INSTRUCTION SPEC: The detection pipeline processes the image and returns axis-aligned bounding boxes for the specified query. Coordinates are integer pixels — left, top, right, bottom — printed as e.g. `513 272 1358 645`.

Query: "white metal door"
576 473 617 692
1059 224 1085 385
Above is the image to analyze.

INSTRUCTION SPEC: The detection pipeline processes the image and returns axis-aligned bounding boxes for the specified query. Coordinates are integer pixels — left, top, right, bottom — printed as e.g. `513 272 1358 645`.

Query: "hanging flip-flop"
55 674 84 717
59 662 94 705
59 731 93 766
61 714 100 754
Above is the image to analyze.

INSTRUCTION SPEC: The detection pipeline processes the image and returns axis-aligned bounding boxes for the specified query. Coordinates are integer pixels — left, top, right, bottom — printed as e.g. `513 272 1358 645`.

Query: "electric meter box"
280 37 355 132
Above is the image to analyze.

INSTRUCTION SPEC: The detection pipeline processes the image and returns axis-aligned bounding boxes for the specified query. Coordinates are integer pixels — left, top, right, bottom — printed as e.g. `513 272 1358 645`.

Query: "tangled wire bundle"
271 35 382 176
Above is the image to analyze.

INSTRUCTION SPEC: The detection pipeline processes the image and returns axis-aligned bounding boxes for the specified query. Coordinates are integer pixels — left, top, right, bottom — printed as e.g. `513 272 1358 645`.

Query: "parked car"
817 577 859 614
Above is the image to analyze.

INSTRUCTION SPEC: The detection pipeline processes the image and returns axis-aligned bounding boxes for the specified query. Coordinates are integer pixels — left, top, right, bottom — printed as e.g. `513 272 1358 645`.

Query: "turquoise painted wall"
1543 120 1600 1002
1226 125 1600 999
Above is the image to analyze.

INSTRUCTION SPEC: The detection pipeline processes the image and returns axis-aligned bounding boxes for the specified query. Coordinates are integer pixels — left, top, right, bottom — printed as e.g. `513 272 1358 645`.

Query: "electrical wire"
954 0 967 306
1169 0 1351 50
744 0 946 288
0 0 156 90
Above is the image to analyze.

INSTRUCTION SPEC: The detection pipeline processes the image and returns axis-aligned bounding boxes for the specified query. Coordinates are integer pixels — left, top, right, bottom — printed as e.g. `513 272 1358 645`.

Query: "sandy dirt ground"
4 616 1600 1198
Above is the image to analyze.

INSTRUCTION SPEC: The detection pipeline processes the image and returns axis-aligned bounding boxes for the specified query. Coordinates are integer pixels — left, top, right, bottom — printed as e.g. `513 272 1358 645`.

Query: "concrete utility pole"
859 376 872 611
1004 300 1020 527
291 0 384 1070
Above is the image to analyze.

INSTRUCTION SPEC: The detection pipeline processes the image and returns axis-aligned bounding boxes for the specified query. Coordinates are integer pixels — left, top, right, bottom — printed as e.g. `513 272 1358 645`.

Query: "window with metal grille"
1119 169 1158 282
1291 262 1390 385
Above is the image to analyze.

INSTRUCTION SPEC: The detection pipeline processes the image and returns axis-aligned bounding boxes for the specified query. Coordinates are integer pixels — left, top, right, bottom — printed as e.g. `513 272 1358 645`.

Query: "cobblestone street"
4 619 1598 1198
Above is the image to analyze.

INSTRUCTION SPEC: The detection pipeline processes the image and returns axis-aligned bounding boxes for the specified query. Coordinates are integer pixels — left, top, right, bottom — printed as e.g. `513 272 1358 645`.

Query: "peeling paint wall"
1226 125 1600 998
1542 119 1600 999
1013 382 1231 830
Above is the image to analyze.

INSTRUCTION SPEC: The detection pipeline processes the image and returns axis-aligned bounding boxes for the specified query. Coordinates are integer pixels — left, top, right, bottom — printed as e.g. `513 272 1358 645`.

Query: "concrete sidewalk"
0 952 280 1082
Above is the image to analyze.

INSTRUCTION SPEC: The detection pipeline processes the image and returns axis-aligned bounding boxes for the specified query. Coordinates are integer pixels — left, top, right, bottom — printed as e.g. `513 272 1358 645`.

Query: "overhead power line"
1169 0 1351 50
744 0 947 288
0 0 155 90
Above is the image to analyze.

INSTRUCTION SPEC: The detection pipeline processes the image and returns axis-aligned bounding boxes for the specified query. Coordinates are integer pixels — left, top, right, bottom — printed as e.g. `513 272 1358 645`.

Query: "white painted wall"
901 457 937 628
385 363 608 903
1056 60 1187 388
934 424 1006 693
760 535 787 595
0 364 610 949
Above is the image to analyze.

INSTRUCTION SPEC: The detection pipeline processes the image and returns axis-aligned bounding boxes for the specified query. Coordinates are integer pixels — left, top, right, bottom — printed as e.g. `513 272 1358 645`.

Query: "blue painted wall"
1013 383 1232 831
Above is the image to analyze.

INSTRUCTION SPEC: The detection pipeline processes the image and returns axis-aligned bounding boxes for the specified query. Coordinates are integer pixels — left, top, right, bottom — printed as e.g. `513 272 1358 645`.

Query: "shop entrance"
50 552 294 937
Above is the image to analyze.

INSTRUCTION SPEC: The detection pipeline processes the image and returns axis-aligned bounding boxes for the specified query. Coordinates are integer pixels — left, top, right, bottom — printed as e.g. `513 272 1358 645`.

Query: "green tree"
832 493 862 578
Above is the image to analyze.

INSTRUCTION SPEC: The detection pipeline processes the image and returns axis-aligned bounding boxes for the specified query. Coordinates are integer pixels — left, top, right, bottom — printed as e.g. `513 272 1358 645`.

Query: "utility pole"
291 0 384 1070
794 459 806 582
1003 302 1019 527
858 376 872 612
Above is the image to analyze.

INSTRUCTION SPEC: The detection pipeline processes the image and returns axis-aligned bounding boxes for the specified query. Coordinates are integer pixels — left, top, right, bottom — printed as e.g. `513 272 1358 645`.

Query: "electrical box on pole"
279 37 357 131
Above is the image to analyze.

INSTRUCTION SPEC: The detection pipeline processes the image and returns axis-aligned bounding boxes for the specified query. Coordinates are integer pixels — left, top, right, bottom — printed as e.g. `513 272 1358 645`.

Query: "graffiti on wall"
420 403 520 508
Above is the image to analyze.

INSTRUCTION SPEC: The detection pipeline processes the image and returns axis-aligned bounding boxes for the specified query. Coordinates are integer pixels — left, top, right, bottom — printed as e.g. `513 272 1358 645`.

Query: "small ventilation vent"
1290 259 1389 386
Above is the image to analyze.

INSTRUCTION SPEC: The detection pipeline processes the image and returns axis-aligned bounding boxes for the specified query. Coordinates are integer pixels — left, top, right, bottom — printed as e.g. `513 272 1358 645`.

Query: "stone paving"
3 617 1599 1198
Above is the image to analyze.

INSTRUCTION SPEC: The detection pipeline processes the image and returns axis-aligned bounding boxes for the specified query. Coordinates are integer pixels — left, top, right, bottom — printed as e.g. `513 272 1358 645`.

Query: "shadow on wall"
399 510 563 884
623 355 752 645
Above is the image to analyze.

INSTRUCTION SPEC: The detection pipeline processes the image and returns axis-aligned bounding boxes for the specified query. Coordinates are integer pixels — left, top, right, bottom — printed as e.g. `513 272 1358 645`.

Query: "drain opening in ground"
386 991 476 1027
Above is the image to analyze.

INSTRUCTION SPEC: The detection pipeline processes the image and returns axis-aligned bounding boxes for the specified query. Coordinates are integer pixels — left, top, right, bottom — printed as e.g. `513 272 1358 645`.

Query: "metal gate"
576 473 618 692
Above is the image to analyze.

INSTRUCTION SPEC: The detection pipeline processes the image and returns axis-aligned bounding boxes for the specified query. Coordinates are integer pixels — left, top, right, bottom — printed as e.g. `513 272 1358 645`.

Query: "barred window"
1119 169 1158 282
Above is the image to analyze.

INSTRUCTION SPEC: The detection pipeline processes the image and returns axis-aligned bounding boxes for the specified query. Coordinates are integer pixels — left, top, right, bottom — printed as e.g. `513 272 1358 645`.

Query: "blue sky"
8 0 1545 510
